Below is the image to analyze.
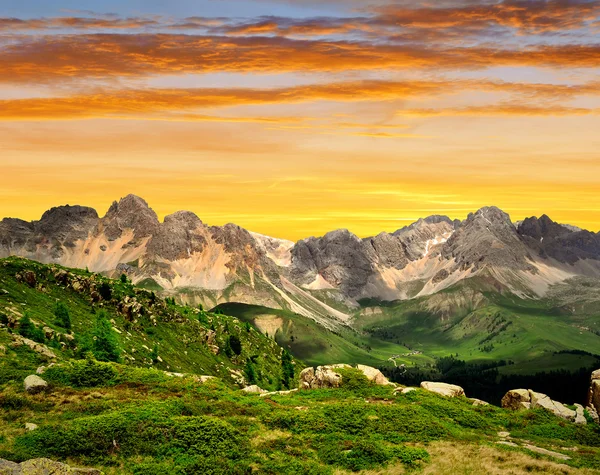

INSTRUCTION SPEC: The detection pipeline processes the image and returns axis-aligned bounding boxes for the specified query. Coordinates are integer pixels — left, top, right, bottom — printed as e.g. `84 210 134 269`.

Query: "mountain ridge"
2 195 600 328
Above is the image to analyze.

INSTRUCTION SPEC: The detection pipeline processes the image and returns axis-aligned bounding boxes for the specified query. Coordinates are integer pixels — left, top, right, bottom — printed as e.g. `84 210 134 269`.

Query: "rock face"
587 368 600 421
0 458 101 474
502 389 582 423
23 375 48 394
299 366 344 390
420 381 465 398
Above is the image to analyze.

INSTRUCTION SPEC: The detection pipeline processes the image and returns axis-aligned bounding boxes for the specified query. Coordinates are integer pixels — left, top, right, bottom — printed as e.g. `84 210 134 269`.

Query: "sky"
1 0 600 240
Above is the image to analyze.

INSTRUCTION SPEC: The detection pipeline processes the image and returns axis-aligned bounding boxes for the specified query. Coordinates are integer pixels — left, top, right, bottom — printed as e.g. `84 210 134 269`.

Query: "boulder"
471 398 490 407
299 366 343 390
356 364 392 386
24 423 38 431
396 387 416 394
587 369 600 418
420 381 465 398
260 388 298 398
23 375 48 394
501 389 531 410
586 405 599 424
0 458 102 474
529 390 576 421
241 385 267 394
502 389 583 423
574 404 587 425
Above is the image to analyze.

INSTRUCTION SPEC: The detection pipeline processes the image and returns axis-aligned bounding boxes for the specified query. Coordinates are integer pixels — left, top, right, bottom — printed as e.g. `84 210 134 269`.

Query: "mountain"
2 195 600 329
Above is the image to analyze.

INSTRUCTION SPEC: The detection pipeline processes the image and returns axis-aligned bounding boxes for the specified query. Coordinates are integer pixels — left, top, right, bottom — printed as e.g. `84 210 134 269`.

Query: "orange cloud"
2 34 600 85
1 78 600 121
396 104 600 117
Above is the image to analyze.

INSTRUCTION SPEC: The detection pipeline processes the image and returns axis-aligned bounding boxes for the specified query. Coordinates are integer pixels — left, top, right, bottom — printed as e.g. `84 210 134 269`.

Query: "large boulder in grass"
502 389 581 423
355 365 392 386
23 375 48 394
420 381 465 398
501 389 532 410
0 458 102 474
299 366 344 390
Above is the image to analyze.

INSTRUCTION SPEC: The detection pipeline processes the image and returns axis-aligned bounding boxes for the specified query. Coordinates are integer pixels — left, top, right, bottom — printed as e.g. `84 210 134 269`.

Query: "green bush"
169 416 247 460
53 302 71 330
44 357 117 388
90 311 121 362
0 393 31 410
17 314 45 343
337 368 371 392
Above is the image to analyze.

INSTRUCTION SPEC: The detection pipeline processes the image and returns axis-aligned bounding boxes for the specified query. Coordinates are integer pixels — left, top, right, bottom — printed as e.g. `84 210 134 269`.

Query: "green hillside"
213 302 433 368
0 257 295 391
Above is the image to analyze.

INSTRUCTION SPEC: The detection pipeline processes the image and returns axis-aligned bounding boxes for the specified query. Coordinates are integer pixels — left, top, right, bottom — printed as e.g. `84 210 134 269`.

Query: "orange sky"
1 1 600 240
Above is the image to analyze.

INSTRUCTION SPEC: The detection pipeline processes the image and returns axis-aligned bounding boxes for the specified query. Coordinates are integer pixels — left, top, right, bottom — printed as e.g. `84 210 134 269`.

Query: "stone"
355 364 392 386
587 369 600 418
471 398 490 406
574 404 587 425
23 375 48 394
397 387 416 394
586 405 599 424
260 388 298 397
241 385 267 394
529 390 576 421
24 423 38 431
522 444 570 461
420 381 465 398
299 366 343 390
497 431 510 438
501 389 531 410
11 335 56 360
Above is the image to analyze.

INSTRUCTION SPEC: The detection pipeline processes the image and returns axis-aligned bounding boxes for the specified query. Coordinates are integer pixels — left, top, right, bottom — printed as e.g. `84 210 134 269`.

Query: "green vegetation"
0 257 296 390
0 359 599 474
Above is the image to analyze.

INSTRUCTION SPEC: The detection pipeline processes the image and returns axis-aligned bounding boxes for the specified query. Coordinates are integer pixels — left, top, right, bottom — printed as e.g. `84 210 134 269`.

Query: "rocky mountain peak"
102 194 159 241
518 214 572 241
163 210 203 229
37 205 99 242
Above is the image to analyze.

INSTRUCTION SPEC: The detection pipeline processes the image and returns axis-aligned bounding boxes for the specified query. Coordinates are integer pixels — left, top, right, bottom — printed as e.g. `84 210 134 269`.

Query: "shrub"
17 313 45 343
228 335 242 356
45 356 117 388
337 368 371 392
53 302 71 330
244 360 257 385
169 416 247 460
98 282 112 301
0 393 31 410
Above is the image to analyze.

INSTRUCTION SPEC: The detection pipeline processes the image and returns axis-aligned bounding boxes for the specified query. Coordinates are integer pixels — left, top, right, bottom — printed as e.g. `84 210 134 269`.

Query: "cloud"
1 78 599 121
2 33 600 86
396 103 600 117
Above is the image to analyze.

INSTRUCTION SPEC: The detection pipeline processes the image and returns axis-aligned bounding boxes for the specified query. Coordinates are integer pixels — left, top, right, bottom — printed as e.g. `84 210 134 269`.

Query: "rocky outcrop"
23 375 48 394
502 389 583 423
11 336 56 360
299 364 394 390
587 368 600 421
420 381 465 398
299 366 344 390
0 458 101 474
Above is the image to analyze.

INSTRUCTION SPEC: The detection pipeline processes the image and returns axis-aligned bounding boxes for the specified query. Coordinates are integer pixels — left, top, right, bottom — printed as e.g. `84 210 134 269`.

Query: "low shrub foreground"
0 361 599 474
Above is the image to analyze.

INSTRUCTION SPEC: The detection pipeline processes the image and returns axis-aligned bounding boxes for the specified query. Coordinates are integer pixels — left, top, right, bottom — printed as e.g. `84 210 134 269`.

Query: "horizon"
2 0 600 240
1 193 596 241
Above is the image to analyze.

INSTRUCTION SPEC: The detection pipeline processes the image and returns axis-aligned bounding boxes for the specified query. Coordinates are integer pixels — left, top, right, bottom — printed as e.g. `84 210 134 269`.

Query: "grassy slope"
0 257 292 390
355 281 600 373
0 363 598 474
213 303 433 368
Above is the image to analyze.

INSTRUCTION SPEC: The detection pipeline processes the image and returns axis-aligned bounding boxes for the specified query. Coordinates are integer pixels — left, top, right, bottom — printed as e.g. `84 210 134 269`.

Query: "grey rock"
23 375 48 394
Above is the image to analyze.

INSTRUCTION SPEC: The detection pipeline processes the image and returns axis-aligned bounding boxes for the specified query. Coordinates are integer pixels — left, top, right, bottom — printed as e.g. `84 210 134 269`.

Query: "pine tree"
244 359 257 385
53 301 71 330
18 313 45 343
228 335 242 356
281 349 295 389
91 310 121 362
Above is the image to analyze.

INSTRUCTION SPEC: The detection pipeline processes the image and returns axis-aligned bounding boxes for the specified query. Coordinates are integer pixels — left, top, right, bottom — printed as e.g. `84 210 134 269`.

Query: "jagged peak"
163 210 203 228
40 204 99 223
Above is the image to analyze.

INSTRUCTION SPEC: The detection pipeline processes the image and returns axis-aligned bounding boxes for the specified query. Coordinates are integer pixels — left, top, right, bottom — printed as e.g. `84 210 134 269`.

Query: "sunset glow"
2 0 600 239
